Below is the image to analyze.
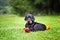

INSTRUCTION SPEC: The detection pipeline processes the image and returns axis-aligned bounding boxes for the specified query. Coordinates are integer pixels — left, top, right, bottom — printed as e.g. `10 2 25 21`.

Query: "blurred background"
0 0 60 16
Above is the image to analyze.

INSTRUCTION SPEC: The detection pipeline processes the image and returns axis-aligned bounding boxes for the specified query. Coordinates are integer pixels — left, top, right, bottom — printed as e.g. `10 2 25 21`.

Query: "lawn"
0 14 60 40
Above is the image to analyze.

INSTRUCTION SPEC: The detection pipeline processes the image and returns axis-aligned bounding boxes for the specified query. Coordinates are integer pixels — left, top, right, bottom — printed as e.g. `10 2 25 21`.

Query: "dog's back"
25 22 46 31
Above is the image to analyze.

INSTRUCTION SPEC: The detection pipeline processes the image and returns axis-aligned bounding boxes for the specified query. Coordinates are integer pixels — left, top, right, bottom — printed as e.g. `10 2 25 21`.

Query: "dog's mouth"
28 21 31 24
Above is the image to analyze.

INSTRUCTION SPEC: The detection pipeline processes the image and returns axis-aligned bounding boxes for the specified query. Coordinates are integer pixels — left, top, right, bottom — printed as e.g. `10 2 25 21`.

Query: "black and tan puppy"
24 14 50 32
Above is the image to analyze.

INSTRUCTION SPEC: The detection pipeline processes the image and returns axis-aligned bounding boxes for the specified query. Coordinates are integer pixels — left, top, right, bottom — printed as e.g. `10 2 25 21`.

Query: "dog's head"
24 14 35 21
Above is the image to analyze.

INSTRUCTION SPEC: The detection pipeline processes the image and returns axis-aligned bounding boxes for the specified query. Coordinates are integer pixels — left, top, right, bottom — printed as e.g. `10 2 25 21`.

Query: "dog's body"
24 14 47 32
25 22 46 31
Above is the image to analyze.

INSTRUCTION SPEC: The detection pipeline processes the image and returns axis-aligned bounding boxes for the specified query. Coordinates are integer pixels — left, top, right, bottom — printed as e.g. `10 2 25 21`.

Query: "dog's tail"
46 25 50 30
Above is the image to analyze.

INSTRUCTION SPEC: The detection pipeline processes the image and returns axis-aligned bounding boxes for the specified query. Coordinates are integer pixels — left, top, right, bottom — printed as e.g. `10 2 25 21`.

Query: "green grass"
0 14 60 40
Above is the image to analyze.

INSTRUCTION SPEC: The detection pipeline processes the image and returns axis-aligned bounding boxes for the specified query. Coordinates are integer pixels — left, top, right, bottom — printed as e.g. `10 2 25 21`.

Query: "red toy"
23 28 30 33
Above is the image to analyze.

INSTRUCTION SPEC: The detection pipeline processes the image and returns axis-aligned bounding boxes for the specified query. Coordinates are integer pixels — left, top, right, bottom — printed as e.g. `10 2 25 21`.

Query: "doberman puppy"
24 14 46 31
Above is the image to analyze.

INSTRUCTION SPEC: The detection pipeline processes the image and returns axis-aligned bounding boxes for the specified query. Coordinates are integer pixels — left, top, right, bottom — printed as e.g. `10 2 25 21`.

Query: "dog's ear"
24 16 27 21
